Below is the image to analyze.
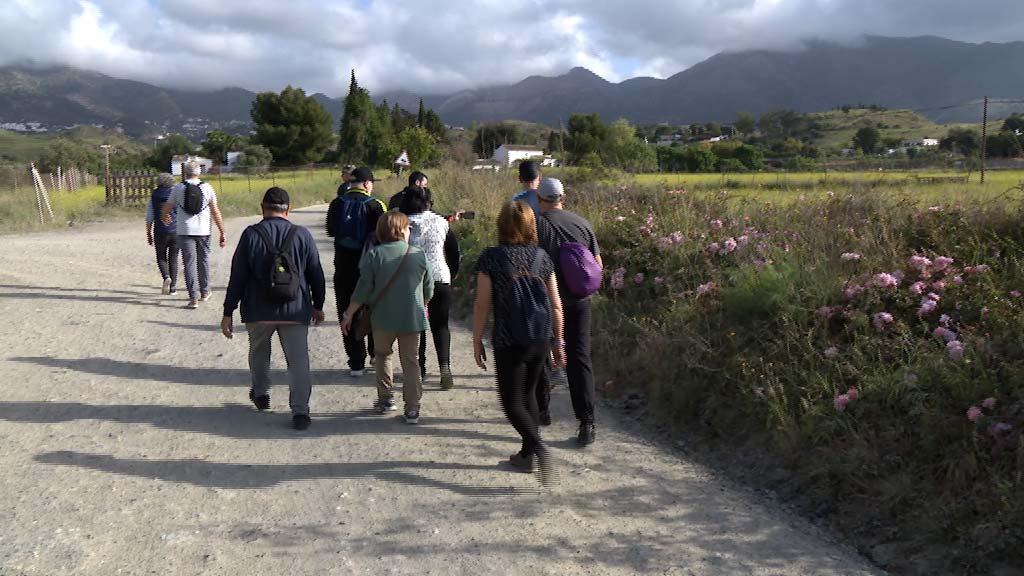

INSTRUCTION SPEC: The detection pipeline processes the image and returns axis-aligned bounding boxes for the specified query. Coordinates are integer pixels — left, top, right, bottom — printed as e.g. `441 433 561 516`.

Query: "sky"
2 0 1023 97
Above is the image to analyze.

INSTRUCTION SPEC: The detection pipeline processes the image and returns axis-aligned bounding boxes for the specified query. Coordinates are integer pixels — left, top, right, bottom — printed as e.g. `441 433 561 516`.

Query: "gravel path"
0 206 881 575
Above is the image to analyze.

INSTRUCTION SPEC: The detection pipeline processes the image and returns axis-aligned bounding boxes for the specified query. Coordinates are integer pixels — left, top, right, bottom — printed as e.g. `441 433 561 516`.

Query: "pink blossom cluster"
696 281 716 296
710 218 724 230
872 312 894 331
873 273 900 289
638 213 656 237
656 231 684 250
834 387 860 412
964 264 990 275
610 268 626 290
947 339 965 361
932 326 958 342
918 293 940 316
966 397 1008 434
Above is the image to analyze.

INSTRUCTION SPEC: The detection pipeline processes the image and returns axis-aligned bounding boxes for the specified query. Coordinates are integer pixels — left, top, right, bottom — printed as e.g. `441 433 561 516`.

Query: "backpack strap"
251 222 297 254
279 224 299 254
528 247 545 276
250 224 276 253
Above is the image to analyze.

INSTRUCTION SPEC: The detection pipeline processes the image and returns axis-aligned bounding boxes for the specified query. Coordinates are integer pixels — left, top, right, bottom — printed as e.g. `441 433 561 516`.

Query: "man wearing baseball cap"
326 167 387 375
337 164 357 196
536 177 603 446
222 187 327 431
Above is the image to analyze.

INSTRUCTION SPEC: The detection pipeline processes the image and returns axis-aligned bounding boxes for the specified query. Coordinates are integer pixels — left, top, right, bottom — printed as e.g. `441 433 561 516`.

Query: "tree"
417 98 426 128
338 70 375 165
733 144 764 171
1001 113 1024 135
682 147 717 173
200 130 238 165
148 134 194 171
940 127 981 156
473 122 521 158
251 86 334 165
705 122 722 138
38 139 99 172
235 144 273 172
735 112 755 136
397 126 442 167
423 109 446 142
853 127 880 154
567 113 606 164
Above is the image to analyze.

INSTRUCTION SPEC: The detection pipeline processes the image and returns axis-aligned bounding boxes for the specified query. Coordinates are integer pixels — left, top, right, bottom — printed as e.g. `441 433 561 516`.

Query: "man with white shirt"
161 161 227 309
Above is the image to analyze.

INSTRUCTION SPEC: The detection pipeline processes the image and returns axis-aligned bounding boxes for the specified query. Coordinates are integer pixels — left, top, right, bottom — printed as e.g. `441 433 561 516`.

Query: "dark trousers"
564 298 596 423
418 282 452 374
495 342 550 458
334 250 374 370
153 232 179 289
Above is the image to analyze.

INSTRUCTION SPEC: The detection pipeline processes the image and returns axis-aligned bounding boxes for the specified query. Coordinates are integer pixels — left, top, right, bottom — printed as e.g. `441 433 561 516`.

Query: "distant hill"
2 36 1024 135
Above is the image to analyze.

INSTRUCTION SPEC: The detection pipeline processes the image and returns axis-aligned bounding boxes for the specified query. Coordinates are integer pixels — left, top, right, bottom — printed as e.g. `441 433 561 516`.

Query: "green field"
805 108 977 150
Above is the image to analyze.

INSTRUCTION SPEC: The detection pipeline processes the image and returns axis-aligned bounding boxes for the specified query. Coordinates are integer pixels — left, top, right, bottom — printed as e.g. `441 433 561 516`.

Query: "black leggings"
495 342 550 458
154 233 179 287
418 282 451 372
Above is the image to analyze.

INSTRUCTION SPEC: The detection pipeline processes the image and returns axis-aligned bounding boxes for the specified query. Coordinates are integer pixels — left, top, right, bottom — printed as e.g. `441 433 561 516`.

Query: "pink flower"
931 280 947 292
696 281 715 296
708 242 720 254
947 340 965 361
722 238 738 254
669 231 684 245
823 347 839 358
846 387 859 401
843 283 864 300
966 406 983 422
918 298 938 316
928 205 943 213
965 264 990 275
656 237 674 250
951 275 964 286
939 314 952 326
753 259 767 271
926 292 941 302
634 273 645 285
834 393 851 412
610 268 626 290
982 397 997 410
736 235 749 246
841 252 862 261
654 276 664 285
872 312 894 330
910 281 927 296
933 327 958 342
710 219 724 230
933 256 954 271
1011 290 1022 298
908 255 932 271
816 306 834 319
873 273 900 289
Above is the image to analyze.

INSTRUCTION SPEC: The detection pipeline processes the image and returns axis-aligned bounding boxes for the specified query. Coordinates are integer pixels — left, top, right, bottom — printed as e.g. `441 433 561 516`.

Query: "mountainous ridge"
2 36 1023 135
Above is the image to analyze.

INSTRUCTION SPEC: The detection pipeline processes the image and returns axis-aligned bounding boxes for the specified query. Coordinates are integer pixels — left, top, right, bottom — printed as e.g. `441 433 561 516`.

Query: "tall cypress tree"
338 70 374 164
417 98 426 127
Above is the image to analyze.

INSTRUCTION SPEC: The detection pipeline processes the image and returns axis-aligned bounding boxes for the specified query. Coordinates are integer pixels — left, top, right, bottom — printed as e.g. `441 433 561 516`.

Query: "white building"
902 138 940 148
170 155 215 176
224 151 243 172
493 144 546 167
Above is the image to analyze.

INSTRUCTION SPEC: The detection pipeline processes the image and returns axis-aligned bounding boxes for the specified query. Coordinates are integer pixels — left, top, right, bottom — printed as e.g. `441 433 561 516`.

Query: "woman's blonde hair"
376 210 409 243
497 200 537 246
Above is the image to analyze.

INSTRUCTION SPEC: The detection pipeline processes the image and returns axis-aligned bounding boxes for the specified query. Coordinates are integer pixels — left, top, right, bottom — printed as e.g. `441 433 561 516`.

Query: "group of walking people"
146 160 601 482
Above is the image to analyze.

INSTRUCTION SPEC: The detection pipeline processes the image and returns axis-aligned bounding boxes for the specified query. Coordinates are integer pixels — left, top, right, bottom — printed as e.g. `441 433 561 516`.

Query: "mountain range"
1 36 1022 136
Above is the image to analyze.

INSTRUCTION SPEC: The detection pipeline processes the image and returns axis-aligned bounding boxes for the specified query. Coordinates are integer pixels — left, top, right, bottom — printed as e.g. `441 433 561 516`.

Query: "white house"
493 144 546 167
171 155 214 176
902 138 940 148
224 151 243 172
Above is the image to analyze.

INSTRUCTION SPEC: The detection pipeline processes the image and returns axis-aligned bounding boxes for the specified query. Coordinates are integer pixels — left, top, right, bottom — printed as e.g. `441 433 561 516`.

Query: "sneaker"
539 412 552 426
161 278 171 295
439 366 454 390
577 421 596 446
404 409 420 424
199 292 212 302
169 289 178 296
374 398 397 414
507 452 535 472
369 357 376 367
292 414 311 430
186 300 199 309
248 389 270 411
350 368 366 377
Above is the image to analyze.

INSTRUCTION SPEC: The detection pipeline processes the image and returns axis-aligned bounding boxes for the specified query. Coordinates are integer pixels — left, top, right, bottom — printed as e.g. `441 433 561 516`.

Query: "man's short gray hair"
183 161 203 179
157 173 176 187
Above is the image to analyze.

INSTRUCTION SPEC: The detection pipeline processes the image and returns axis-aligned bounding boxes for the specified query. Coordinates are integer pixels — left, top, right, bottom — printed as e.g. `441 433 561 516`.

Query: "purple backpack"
559 242 602 298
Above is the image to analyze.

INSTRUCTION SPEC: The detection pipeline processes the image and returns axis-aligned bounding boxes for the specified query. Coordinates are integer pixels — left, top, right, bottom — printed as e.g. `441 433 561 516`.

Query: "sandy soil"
0 206 882 575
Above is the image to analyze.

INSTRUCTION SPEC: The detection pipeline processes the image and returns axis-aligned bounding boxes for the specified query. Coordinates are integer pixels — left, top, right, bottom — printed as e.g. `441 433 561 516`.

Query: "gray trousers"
178 235 211 300
247 323 312 416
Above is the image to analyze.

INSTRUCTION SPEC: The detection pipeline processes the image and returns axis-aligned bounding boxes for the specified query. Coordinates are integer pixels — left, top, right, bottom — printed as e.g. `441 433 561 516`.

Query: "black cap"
351 167 378 183
518 160 541 182
262 186 290 206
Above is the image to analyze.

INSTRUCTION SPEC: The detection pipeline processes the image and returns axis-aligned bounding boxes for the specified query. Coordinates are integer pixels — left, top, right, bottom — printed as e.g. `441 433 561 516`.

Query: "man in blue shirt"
510 160 542 215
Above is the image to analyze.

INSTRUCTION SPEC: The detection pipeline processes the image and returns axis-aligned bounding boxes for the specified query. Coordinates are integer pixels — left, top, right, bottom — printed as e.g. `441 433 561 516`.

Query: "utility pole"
980 96 988 185
100 144 113 204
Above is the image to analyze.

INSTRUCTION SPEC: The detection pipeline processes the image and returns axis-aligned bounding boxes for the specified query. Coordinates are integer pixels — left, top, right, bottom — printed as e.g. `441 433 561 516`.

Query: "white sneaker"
350 369 365 377
161 278 171 295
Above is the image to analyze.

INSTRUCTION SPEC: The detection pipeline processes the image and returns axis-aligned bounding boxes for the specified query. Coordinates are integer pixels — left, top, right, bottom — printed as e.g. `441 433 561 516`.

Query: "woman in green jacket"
341 211 433 423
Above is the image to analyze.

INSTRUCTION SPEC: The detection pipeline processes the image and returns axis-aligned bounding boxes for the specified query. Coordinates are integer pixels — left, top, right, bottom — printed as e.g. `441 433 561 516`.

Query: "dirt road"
0 206 881 575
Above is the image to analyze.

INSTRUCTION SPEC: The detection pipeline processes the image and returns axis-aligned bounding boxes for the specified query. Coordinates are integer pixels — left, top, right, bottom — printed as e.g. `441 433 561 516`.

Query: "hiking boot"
404 409 420 424
292 414 311 430
539 412 552 426
248 389 270 411
186 300 199 309
161 278 171 295
199 292 212 302
374 398 397 414
439 366 454 390
577 421 596 446
507 452 535 472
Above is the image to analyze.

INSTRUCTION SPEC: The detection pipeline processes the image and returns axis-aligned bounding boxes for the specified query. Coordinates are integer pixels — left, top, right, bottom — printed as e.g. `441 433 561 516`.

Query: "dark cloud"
1 0 1021 96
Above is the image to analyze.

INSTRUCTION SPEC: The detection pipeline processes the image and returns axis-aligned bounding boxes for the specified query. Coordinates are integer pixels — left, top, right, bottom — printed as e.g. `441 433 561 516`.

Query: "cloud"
0 0 1021 96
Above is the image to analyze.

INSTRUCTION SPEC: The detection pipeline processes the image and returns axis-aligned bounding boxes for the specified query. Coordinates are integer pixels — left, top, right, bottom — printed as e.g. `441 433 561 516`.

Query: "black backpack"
502 248 552 346
251 224 301 303
182 181 206 215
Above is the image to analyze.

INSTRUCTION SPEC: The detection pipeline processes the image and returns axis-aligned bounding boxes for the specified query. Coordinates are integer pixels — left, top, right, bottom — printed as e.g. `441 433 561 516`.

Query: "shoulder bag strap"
368 244 412 309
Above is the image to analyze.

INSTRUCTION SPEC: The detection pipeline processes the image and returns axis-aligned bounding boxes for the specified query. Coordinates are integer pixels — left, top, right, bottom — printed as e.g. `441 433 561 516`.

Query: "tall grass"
437 163 1024 572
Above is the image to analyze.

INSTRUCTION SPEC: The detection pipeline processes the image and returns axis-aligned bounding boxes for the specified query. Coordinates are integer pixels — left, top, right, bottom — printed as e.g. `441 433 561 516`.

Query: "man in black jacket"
325 167 388 375
221 187 326 430
389 171 431 211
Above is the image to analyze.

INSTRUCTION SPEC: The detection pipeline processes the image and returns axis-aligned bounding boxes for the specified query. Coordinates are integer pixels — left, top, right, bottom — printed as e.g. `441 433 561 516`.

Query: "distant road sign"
394 150 410 167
